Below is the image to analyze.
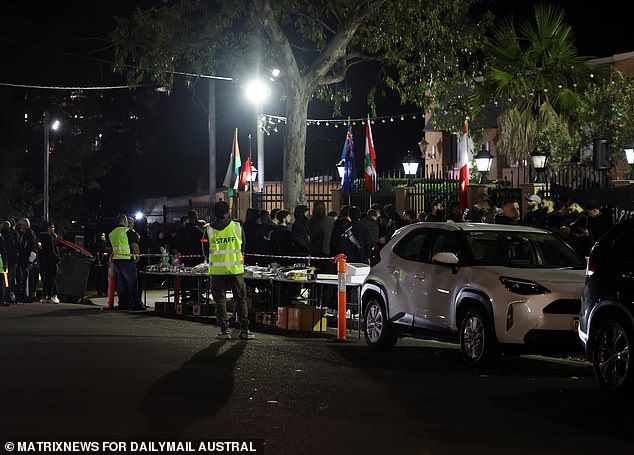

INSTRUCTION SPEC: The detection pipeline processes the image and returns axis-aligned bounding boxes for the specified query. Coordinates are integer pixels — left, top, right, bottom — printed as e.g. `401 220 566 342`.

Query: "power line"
0 82 138 91
0 36 233 84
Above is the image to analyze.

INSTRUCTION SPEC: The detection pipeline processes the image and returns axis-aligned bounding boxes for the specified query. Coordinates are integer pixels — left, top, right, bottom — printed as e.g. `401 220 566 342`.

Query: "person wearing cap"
522 194 542 227
586 201 613 247
108 214 142 311
204 201 253 340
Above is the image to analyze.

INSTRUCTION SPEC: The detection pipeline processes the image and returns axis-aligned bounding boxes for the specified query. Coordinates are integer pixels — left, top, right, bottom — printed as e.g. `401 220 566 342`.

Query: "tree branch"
253 0 303 95
305 0 386 89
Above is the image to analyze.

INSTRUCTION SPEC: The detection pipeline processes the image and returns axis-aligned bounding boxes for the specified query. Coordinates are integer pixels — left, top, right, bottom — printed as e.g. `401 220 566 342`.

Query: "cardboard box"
176 303 193 316
256 311 277 326
277 307 289 330
279 306 327 332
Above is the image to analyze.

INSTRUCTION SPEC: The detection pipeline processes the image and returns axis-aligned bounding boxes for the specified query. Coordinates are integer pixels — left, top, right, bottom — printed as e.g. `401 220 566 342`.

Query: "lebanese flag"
239 156 252 189
364 115 378 195
457 120 474 211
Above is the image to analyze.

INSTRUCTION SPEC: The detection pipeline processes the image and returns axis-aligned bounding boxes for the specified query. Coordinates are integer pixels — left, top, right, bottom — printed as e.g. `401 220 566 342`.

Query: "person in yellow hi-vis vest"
205 201 253 340
108 213 143 311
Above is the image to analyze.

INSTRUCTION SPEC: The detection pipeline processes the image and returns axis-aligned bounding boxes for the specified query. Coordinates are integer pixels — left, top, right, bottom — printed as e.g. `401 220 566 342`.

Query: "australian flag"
341 125 355 195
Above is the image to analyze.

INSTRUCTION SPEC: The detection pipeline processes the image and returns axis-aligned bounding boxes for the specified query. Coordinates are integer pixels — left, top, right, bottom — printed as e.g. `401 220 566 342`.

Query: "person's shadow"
139 339 247 437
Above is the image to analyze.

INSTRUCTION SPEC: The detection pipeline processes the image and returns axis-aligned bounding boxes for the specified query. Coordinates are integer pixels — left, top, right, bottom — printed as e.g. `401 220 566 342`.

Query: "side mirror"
432 252 459 265
432 252 460 274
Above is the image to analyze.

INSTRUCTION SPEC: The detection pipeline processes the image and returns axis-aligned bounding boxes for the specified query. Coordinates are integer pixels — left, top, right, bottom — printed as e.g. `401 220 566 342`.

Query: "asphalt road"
1 299 633 455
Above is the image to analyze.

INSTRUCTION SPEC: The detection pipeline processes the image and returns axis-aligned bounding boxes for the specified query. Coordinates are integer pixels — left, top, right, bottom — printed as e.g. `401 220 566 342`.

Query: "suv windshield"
465 230 586 268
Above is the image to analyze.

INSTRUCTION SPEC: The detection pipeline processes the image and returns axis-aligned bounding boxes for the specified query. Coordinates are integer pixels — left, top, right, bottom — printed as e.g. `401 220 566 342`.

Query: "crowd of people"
0 194 613 309
0 217 61 305
461 194 614 257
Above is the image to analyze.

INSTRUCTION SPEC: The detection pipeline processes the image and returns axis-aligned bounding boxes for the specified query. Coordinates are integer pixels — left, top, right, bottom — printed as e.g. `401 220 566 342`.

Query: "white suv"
361 223 586 367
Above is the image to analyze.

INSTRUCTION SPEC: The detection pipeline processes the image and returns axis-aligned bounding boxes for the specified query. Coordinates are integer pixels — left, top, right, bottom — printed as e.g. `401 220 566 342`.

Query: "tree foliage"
474 3 595 163
578 69 634 156
110 0 489 209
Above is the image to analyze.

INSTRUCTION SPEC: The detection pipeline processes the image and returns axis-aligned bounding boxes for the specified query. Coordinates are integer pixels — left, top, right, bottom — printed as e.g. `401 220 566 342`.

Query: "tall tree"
111 0 488 210
475 3 594 164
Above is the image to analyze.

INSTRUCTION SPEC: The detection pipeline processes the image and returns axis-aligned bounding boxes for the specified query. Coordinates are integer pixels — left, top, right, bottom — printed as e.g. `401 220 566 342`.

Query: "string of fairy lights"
259 111 425 135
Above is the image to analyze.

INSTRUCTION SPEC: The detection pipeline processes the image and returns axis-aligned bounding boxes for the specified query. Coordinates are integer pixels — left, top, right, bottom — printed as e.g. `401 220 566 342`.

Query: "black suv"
579 217 634 390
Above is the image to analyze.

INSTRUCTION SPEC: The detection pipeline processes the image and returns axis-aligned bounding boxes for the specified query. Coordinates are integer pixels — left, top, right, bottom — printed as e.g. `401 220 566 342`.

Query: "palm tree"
476 3 595 163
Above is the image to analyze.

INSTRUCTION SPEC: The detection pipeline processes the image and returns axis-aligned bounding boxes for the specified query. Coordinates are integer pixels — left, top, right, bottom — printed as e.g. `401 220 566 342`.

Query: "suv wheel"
460 307 500 368
592 319 633 391
364 298 397 351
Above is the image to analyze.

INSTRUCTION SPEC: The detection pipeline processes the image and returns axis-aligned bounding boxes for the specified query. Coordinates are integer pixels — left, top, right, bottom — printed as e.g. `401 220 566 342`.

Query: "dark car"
578 217 634 391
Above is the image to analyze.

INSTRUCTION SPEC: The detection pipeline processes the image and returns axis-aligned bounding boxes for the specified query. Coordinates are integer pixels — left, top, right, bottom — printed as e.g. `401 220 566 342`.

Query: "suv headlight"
499 277 550 295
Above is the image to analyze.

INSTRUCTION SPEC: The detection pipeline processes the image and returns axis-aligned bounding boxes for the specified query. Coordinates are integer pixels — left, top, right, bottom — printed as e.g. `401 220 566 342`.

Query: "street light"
402 150 420 187
529 149 550 183
474 144 494 184
245 79 271 192
624 140 634 179
43 111 60 222
336 159 345 179
417 134 428 179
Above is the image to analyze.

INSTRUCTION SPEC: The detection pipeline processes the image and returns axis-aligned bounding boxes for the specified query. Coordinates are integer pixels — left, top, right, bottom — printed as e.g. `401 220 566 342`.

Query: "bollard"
335 254 347 340
107 255 115 309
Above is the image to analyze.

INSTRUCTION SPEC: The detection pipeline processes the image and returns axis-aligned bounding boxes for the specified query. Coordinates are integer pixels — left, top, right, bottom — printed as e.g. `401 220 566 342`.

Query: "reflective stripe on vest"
206 221 243 275
109 226 131 260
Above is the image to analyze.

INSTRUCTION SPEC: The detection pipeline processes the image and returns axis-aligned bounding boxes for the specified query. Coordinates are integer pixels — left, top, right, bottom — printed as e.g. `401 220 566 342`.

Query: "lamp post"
43 111 60 222
336 159 345 179
529 149 550 183
402 150 420 187
418 134 428 179
245 79 271 192
473 144 494 184
624 141 634 179
247 164 258 207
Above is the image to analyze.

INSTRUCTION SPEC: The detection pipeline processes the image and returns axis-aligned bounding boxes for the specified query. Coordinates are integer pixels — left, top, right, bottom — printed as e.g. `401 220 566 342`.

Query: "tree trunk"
283 83 309 210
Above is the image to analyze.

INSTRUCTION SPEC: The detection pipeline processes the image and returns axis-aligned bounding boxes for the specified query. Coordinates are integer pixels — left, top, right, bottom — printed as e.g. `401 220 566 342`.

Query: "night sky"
1 0 630 216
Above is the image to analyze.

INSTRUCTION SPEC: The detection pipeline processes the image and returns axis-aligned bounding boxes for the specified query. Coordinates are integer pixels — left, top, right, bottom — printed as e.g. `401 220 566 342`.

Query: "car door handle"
413 273 425 281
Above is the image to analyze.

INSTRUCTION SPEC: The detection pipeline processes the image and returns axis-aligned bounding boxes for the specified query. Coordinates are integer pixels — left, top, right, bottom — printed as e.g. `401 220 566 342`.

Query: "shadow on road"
327 341 634 451
139 340 247 437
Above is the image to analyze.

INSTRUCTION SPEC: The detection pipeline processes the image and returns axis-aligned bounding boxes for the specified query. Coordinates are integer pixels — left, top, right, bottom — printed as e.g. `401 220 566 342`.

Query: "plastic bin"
56 254 93 302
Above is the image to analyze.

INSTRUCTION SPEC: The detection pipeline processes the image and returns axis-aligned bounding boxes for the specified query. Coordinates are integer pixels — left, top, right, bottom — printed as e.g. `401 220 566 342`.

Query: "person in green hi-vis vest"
204 201 254 340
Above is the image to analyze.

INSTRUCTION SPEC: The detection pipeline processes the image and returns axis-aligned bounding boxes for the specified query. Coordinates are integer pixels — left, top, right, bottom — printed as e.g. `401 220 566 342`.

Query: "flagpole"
248 133 253 208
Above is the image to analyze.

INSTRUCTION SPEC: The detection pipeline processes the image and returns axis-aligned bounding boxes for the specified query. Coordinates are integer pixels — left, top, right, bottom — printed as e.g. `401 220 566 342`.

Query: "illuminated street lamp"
245 77 273 192
474 144 494 184
336 159 345 179
43 111 60 222
530 149 550 183
402 150 420 187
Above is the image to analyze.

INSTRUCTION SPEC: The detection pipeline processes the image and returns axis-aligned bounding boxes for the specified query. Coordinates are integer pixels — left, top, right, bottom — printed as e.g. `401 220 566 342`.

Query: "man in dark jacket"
243 208 261 265
257 210 276 265
38 222 61 304
291 205 310 257
16 218 38 303
307 201 334 258
349 206 373 264
330 206 354 257
359 209 379 263
269 210 296 265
